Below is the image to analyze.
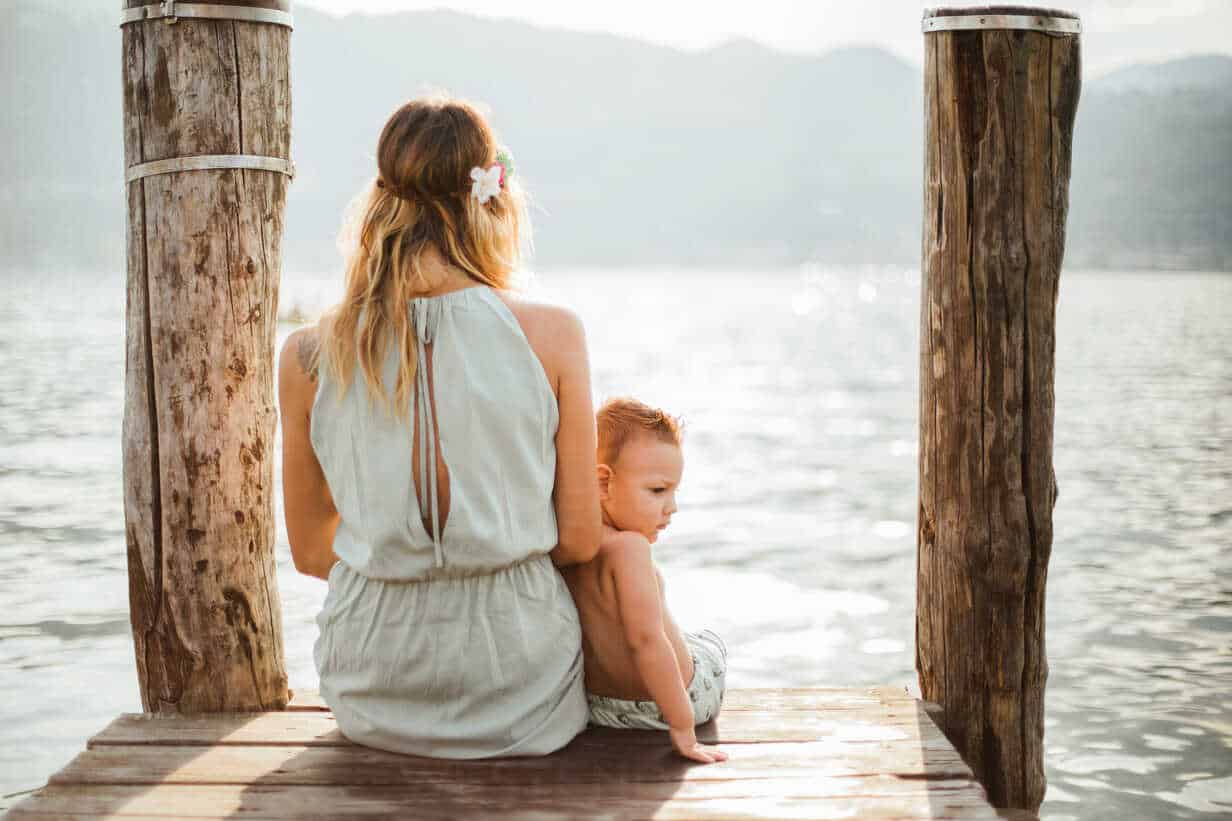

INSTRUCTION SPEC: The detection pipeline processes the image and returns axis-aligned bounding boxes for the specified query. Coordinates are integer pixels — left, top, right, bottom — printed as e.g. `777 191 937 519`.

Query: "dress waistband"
330 550 554 585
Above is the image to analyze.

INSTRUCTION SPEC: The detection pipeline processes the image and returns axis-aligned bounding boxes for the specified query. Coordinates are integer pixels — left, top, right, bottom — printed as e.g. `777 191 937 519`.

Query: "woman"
277 95 601 757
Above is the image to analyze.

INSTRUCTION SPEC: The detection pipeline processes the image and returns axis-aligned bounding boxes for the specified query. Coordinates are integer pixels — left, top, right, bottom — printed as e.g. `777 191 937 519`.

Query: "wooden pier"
8 687 1015 819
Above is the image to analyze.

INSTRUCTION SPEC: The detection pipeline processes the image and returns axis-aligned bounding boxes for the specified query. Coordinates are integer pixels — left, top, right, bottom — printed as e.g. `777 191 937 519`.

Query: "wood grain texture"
121 2 290 713
10 784 1004 821
84 706 958 748
11 690 1003 819
917 15 1079 814
49 744 976 787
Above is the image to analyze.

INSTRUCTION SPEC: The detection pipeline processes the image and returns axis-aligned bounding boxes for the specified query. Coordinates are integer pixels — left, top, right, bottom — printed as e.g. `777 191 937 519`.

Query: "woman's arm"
502 298 602 566
542 306 602 566
489 294 602 566
277 327 341 580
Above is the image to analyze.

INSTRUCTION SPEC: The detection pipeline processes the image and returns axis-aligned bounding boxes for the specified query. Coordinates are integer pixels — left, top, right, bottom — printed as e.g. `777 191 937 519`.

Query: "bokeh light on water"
0 266 1228 818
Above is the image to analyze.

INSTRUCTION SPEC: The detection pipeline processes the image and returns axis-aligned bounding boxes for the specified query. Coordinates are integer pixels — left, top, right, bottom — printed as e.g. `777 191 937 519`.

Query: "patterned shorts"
585 629 727 730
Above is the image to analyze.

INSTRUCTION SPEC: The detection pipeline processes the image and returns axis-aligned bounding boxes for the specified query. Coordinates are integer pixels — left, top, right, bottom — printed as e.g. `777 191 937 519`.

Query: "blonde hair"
315 94 531 419
596 397 684 467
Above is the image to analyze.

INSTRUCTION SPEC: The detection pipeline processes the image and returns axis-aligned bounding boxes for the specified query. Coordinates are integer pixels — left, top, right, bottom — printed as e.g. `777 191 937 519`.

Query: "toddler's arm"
609 532 726 764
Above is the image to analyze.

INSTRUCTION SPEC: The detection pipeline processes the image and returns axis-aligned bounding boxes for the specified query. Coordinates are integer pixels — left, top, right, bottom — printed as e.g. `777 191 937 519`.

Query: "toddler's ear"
596 463 612 500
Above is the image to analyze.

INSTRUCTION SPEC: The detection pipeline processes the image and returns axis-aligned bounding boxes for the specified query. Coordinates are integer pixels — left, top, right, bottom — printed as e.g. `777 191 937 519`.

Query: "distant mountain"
1091 54 1232 94
1 0 1228 273
282 10 925 269
1071 56 1232 270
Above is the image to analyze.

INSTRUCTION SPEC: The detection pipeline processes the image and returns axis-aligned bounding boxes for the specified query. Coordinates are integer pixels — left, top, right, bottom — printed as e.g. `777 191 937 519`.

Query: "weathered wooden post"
916 5 1080 811
120 0 293 712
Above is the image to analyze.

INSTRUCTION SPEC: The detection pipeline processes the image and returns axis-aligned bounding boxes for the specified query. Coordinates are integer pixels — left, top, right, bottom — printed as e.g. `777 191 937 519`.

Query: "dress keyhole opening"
411 339 452 545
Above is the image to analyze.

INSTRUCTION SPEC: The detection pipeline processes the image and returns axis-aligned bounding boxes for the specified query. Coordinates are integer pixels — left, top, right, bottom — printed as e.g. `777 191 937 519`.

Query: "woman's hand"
669 726 728 764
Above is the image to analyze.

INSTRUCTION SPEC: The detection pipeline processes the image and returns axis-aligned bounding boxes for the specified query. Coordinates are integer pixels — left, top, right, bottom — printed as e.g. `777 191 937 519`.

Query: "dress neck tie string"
411 299 445 568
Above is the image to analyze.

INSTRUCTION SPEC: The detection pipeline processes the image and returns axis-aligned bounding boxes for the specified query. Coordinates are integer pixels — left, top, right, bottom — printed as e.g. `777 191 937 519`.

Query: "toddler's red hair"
596 397 683 467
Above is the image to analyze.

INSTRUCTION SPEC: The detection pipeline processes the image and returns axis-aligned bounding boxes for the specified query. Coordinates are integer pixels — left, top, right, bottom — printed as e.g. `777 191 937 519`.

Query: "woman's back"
310 285 559 581
308 285 592 758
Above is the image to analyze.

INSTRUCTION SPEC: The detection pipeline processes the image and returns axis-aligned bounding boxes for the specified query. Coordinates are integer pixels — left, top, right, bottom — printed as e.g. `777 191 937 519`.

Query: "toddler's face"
599 436 683 544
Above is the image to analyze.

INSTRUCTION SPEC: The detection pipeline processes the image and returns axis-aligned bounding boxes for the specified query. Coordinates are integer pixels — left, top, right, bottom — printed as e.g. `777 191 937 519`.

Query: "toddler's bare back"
562 534 694 699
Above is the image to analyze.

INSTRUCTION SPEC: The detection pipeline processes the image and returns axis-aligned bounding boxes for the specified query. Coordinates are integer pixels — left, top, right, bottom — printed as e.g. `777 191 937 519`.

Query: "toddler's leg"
585 692 670 731
684 629 728 724
585 631 728 730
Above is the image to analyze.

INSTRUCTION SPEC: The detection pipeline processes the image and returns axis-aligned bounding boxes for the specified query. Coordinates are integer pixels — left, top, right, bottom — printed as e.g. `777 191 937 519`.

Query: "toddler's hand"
669 726 728 764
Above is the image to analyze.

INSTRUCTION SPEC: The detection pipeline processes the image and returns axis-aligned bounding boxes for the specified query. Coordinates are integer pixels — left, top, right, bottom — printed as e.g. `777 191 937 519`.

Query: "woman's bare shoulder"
492 290 584 338
491 290 587 362
280 325 322 380
278 325 323 420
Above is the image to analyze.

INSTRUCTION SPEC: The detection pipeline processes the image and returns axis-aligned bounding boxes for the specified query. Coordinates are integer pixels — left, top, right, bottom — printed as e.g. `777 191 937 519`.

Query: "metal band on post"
922 14 1081 34
120 1 294 29
125 154 296 184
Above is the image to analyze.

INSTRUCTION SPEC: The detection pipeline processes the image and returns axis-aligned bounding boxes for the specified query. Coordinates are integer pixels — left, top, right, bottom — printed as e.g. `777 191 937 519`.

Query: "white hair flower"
469 164 503 205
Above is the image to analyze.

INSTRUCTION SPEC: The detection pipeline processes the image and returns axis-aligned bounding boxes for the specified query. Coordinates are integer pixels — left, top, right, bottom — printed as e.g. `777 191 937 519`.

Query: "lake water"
0 266 1228 819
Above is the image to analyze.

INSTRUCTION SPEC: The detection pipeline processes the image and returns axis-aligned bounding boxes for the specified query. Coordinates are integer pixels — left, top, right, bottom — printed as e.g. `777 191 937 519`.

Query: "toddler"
561 398 728 763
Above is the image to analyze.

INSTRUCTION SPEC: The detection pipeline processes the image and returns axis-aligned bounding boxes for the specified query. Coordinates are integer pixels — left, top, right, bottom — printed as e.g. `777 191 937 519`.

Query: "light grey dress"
309 286 588 758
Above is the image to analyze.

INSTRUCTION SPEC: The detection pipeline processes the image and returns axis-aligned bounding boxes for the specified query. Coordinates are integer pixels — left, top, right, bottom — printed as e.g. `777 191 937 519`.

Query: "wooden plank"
87 708 950 748
285 687 917 712
10 783 1003 820
14 688 1002 819
50 740 975 787
44 746 984 794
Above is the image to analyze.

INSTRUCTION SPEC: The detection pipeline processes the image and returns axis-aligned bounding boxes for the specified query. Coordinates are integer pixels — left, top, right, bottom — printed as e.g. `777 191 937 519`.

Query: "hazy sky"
296 0 1229 76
